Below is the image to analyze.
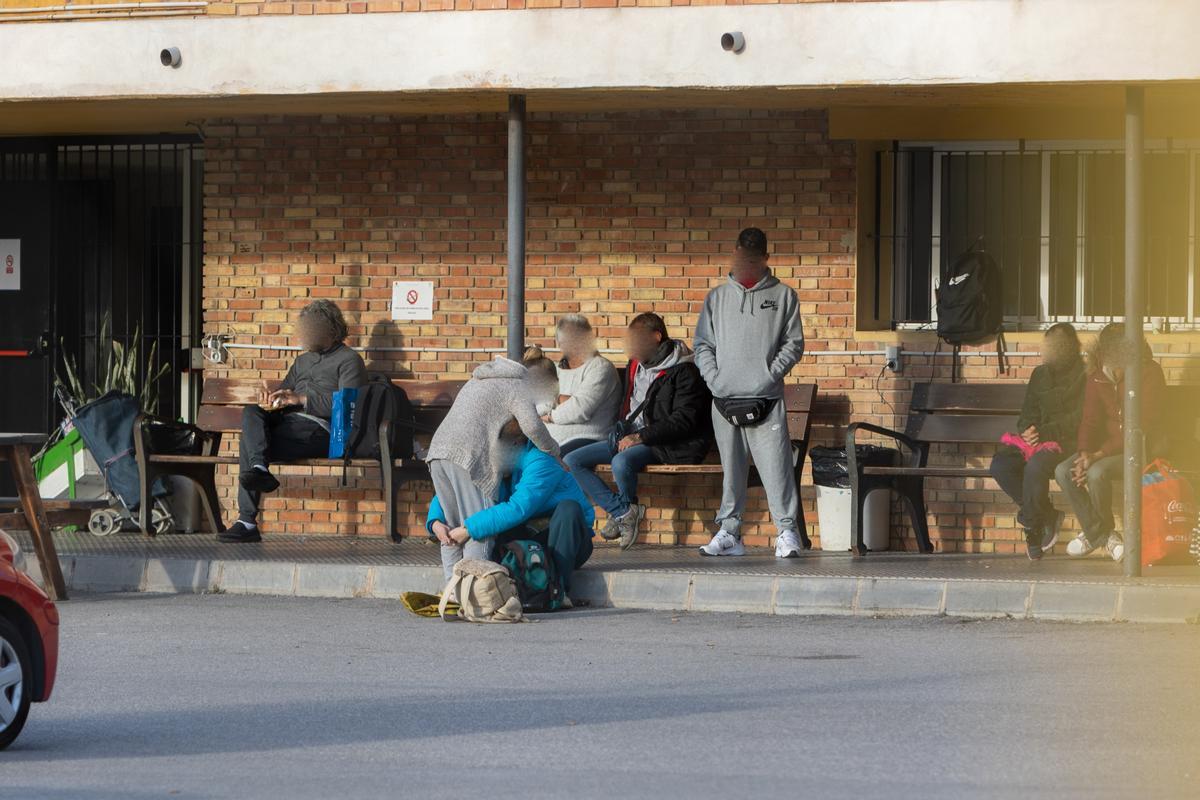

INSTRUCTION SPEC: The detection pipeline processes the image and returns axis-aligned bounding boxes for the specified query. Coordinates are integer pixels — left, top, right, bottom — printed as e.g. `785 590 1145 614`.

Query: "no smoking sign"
391 281 434 321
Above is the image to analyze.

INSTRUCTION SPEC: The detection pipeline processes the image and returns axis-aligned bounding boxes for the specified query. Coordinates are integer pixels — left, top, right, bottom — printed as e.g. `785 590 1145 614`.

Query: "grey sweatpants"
711 401 799 537
428 459 494 580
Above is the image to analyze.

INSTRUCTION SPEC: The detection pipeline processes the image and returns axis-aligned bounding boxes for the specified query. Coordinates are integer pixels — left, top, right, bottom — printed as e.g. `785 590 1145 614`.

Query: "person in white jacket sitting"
539 315 622 457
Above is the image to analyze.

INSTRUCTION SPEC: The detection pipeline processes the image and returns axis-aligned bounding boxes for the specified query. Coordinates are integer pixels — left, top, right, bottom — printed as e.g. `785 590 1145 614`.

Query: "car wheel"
0 616 33 751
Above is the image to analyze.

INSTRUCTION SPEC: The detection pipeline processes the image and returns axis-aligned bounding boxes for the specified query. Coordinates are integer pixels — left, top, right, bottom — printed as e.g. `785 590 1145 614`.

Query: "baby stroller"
57 387 176 536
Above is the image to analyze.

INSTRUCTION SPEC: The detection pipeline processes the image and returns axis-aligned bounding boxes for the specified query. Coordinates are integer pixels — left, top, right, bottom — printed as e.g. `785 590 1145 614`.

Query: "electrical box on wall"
886 345 904 374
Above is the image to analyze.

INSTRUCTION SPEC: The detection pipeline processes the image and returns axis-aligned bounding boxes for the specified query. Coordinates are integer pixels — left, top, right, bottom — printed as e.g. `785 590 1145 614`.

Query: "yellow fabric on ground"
401 591 457 618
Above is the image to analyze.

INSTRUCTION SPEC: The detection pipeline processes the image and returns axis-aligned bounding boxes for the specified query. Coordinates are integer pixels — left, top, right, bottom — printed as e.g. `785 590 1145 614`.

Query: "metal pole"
506 94 527 362
1123 85 1145 578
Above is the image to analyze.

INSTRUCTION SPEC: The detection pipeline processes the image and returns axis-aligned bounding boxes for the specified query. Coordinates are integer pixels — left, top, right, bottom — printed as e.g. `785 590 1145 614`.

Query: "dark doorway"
0 136 203 437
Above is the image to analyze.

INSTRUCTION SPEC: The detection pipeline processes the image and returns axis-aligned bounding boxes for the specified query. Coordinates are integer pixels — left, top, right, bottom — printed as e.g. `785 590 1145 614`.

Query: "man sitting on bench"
428 419 596 595
564 312 712 550
221 299 367 544
1056 324 1166 562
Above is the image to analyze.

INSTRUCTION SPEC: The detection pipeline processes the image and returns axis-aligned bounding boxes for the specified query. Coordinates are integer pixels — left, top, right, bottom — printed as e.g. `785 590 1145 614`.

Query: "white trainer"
775 530 803 559
1106 533 1125 562
699 530 745 557
1066 532 1102 557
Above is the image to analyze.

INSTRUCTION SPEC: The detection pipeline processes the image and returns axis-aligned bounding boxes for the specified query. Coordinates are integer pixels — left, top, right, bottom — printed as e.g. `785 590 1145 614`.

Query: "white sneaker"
1066 532 1103 557
699 530 745 557
1106 533 1125 562
775 530 803 559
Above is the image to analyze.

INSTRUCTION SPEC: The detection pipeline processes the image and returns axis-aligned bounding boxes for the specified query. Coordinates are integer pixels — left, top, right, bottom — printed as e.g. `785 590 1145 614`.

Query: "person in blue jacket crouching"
426 419 596 595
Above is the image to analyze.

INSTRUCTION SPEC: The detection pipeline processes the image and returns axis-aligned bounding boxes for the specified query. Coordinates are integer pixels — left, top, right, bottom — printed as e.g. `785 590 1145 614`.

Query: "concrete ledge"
774 577 858 616
371 565 444 599
690 574 776 614
1031 583 1121 622
857 579 946 616
17 551 1200 623
944 582 1032 619
214 560 297 596
70 555 146 593
1118 585 1200 624
143 558 211 594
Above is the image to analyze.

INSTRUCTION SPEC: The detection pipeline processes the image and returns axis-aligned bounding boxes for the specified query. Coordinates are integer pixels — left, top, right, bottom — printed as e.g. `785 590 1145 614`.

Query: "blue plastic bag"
328 387 358 459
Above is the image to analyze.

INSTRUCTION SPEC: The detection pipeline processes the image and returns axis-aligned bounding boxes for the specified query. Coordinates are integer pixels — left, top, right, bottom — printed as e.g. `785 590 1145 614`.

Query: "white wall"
2 1 1200 101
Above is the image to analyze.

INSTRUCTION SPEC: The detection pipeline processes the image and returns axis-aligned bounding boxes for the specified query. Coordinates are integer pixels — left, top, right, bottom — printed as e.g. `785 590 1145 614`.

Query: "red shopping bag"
1141 459 1197 568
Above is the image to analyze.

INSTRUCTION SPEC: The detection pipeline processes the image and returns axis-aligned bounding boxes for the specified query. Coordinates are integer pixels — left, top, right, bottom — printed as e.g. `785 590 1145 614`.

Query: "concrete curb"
18 552 1200 623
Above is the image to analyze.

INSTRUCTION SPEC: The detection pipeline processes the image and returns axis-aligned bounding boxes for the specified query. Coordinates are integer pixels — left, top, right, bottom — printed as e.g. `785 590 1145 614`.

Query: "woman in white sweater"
541 315 621 456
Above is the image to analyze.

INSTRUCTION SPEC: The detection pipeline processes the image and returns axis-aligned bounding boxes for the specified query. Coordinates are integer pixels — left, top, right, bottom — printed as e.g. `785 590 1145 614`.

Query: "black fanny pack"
714 397 777 428
607 395 652 451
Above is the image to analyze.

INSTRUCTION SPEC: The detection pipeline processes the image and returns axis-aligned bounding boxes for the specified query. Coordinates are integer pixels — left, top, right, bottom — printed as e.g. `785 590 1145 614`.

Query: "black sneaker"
239 468 279 494
1041 511 1064 553
1024 530 1043 561
218 520 262 543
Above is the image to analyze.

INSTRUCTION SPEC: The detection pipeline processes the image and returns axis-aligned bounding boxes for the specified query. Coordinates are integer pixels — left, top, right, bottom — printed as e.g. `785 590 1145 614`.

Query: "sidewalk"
14 530 1200 623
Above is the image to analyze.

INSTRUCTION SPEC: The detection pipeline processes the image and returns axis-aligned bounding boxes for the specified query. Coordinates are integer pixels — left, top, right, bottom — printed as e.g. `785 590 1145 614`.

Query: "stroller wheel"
151 501 174 536
88 510 118 537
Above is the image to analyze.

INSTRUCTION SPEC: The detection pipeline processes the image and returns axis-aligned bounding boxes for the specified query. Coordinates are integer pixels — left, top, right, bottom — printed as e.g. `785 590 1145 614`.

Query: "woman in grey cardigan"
425 356 561 578
541 315 621 457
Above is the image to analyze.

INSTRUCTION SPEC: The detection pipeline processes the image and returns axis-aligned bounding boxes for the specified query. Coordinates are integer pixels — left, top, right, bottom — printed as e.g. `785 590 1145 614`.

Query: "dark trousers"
495 500 594 594
238 406 329 520
989 447 1061 532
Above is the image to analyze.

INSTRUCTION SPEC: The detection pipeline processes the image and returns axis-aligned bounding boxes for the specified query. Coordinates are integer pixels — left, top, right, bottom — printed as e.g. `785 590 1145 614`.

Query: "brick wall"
204 0 902 17
200 108 1200 552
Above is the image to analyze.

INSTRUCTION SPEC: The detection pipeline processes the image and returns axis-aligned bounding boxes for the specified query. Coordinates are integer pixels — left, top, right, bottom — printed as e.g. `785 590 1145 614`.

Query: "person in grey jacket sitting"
222 299 367 544
425 356 562 579
694 227 806 559
540 315 622 457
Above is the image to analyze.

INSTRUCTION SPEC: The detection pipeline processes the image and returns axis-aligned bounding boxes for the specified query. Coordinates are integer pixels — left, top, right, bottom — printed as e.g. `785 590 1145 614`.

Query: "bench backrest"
904 381 1200 459
197 376 817 447
904 383 1025 445
196 377 466 434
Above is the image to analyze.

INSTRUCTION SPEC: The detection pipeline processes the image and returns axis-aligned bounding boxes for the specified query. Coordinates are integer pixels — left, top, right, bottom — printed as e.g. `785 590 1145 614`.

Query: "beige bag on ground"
438 559 524 623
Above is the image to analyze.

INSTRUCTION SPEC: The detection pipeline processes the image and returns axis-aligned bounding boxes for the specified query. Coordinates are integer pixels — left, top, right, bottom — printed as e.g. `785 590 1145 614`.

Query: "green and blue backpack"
500 539 565 612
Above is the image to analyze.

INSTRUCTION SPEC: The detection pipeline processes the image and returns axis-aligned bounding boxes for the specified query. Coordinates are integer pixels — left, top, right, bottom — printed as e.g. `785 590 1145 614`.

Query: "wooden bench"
845 382 1200 556
133 377 466 540
594 383 817 548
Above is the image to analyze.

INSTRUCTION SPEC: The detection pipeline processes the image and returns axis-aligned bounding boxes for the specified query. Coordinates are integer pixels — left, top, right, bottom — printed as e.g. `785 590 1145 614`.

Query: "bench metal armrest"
379 419 393 465
845 422 928 471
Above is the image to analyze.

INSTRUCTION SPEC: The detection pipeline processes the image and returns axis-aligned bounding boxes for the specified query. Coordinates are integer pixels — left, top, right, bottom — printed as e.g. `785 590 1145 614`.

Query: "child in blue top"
428 427 596 593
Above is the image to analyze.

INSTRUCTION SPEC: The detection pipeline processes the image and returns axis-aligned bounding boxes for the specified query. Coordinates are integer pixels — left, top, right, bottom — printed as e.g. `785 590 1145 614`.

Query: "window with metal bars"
0 136 203 430
876 142 1198 329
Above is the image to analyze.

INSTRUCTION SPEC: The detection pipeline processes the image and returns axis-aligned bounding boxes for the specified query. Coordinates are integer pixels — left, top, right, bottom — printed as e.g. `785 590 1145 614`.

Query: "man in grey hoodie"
694 228 806 558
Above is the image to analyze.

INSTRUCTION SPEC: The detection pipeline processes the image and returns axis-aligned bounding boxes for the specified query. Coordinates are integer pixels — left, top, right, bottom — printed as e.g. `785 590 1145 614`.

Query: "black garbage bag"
145 418 202 456
810 444 898 489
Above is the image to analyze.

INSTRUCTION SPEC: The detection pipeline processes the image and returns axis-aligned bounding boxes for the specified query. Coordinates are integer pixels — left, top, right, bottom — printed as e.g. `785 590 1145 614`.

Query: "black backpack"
935 246 1008 380
344 373 416 465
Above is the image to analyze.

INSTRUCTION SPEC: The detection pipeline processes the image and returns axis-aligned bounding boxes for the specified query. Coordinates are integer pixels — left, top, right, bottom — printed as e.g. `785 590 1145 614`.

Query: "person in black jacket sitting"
989 322 1086 560
564 312 712 550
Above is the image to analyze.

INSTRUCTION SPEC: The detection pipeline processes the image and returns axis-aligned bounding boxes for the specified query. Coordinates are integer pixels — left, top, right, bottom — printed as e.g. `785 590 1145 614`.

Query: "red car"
0 530 58 750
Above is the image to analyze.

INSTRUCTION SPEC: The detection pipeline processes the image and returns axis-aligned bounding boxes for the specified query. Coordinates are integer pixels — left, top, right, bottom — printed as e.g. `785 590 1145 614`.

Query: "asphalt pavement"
3 593 1198 799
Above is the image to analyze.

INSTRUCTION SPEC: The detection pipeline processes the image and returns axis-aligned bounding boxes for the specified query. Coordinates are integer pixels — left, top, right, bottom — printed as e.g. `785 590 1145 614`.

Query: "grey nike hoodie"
693 270 806 400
